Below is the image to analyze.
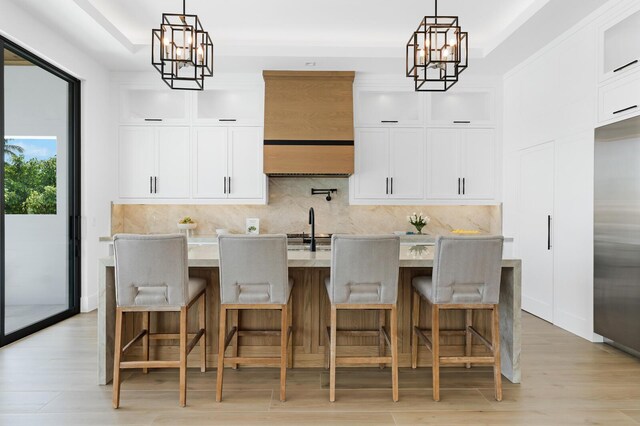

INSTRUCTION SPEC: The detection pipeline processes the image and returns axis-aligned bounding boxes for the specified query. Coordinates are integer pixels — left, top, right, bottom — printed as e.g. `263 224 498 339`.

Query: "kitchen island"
98 244 521 385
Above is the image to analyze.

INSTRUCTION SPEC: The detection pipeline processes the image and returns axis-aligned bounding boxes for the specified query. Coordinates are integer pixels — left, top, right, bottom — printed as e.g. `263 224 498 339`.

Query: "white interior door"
353 128 390 199
192 127 228 198
426 129 460 199
227 127 264 199
389 128 425 199
518 142 555 322
118 127 155 198
156 127 190 198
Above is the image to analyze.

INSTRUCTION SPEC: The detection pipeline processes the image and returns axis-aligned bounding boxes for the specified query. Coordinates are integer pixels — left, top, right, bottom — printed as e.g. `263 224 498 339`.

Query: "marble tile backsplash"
111 178 501 236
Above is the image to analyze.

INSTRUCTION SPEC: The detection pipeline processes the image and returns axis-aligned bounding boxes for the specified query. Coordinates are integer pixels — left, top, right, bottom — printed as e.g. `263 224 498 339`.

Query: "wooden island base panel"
98 248 521 386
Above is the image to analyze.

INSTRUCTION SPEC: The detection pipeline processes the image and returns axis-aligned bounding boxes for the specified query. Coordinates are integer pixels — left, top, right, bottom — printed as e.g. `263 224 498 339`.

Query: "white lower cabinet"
192 127 265 200
118 126 190 199
426 128 495 200
353 128 424 200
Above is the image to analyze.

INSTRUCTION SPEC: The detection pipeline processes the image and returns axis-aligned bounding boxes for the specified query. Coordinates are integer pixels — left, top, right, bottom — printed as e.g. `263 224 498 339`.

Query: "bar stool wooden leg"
492 304 503 401
179 307 188 407
329 305 337 402
216 306 227 402
280 303 288 402
112 308 124 409
231 309 239 370
390 306 399 402
411 290 420 369
199 291 207 373
432 304 440 402
287 297 294 369
379 309 386 369
142 311 150 374
465 309 472 369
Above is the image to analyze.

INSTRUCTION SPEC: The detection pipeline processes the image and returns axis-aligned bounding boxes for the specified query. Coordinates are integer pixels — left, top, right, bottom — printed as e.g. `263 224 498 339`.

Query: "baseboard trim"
81 294 97 313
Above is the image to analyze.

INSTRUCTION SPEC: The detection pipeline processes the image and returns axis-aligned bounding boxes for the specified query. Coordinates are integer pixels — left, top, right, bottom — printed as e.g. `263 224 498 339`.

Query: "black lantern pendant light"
152 0 214 90
406 0 468 91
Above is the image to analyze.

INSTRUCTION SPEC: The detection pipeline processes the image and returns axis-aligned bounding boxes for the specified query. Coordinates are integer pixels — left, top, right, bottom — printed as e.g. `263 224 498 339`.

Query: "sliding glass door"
1 37 80 346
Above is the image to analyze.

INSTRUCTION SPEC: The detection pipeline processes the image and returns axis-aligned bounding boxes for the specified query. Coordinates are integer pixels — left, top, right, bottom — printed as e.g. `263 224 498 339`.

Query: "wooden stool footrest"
336 356 392 366
120 360 180 369
439 356 495 365
224 357 283 366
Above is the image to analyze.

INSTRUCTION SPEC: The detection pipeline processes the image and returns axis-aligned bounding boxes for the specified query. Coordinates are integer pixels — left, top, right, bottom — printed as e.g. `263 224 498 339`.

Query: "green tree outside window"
3 138 57 215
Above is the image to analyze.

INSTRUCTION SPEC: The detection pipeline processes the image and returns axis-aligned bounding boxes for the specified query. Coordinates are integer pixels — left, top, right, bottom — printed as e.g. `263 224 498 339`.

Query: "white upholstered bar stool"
324 235 400 402
411 235 504 402
216 234 293 402
112 234 207 408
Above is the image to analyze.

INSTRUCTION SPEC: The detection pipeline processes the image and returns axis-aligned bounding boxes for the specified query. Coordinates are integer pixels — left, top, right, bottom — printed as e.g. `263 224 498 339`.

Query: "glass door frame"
0 36 81 347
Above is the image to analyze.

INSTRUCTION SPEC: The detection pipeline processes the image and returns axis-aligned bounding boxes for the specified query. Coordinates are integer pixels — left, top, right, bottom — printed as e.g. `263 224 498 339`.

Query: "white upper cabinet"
192 127 228 199
353 128 389 199
426 128 495 200
194 87 264 126
119 87 189 124
118 127 156 198
388 128 425 199
426 129 460 199
427 88 494 127
227 127 264 199
155 128 190 198
354 89 425 127
118 126 190 199
599 8 640 83
598 70 640 124
192 126 265 201
461 129 495 199
352 128 425 201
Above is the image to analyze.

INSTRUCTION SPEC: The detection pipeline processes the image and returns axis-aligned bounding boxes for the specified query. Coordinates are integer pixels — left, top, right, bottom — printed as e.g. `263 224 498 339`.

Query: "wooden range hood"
263 71 355 176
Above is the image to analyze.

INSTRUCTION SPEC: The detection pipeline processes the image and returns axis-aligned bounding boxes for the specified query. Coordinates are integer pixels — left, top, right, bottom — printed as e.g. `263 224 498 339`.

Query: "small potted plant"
177 216 197 237
408 212 430 235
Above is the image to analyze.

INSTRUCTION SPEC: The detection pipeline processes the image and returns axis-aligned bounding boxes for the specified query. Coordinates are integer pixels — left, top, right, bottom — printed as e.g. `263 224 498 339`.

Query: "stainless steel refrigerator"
595 115 640 355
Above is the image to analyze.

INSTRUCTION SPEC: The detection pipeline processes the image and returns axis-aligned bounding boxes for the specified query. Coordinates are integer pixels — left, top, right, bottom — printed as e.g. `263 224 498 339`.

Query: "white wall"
502 0 637 341
1 0 116 312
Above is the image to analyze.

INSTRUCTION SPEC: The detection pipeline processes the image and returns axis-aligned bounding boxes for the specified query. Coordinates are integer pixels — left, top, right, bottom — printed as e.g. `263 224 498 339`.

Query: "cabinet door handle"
613 105 638 115
223 177 227 194
386 177 389 195
381 120 398 123
144 118 163 122
547 215 552 250
154 177 158 194
462 177 466 195
458 178 461 195
453 120 471 124
150 176 153 194
228 176 231 194
613 60 638 73
219 119 237 122
390 177 393 195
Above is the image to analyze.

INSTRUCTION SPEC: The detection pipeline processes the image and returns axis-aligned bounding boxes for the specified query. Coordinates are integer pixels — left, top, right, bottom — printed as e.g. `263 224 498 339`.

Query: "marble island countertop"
100 243 520 268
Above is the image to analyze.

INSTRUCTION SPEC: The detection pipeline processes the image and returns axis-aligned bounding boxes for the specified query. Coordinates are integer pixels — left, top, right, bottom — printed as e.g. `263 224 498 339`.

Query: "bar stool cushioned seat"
411 235 504 402
216 234 294 402
324 235 400 402
112 234 207 408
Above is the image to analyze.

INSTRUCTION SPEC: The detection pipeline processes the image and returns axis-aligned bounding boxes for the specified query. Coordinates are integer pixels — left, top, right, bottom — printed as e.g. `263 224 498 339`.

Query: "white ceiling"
7 0 607 74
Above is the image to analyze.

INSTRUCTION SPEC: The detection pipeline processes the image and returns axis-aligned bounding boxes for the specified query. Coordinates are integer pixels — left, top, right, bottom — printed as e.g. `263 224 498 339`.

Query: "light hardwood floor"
0 311 639 425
